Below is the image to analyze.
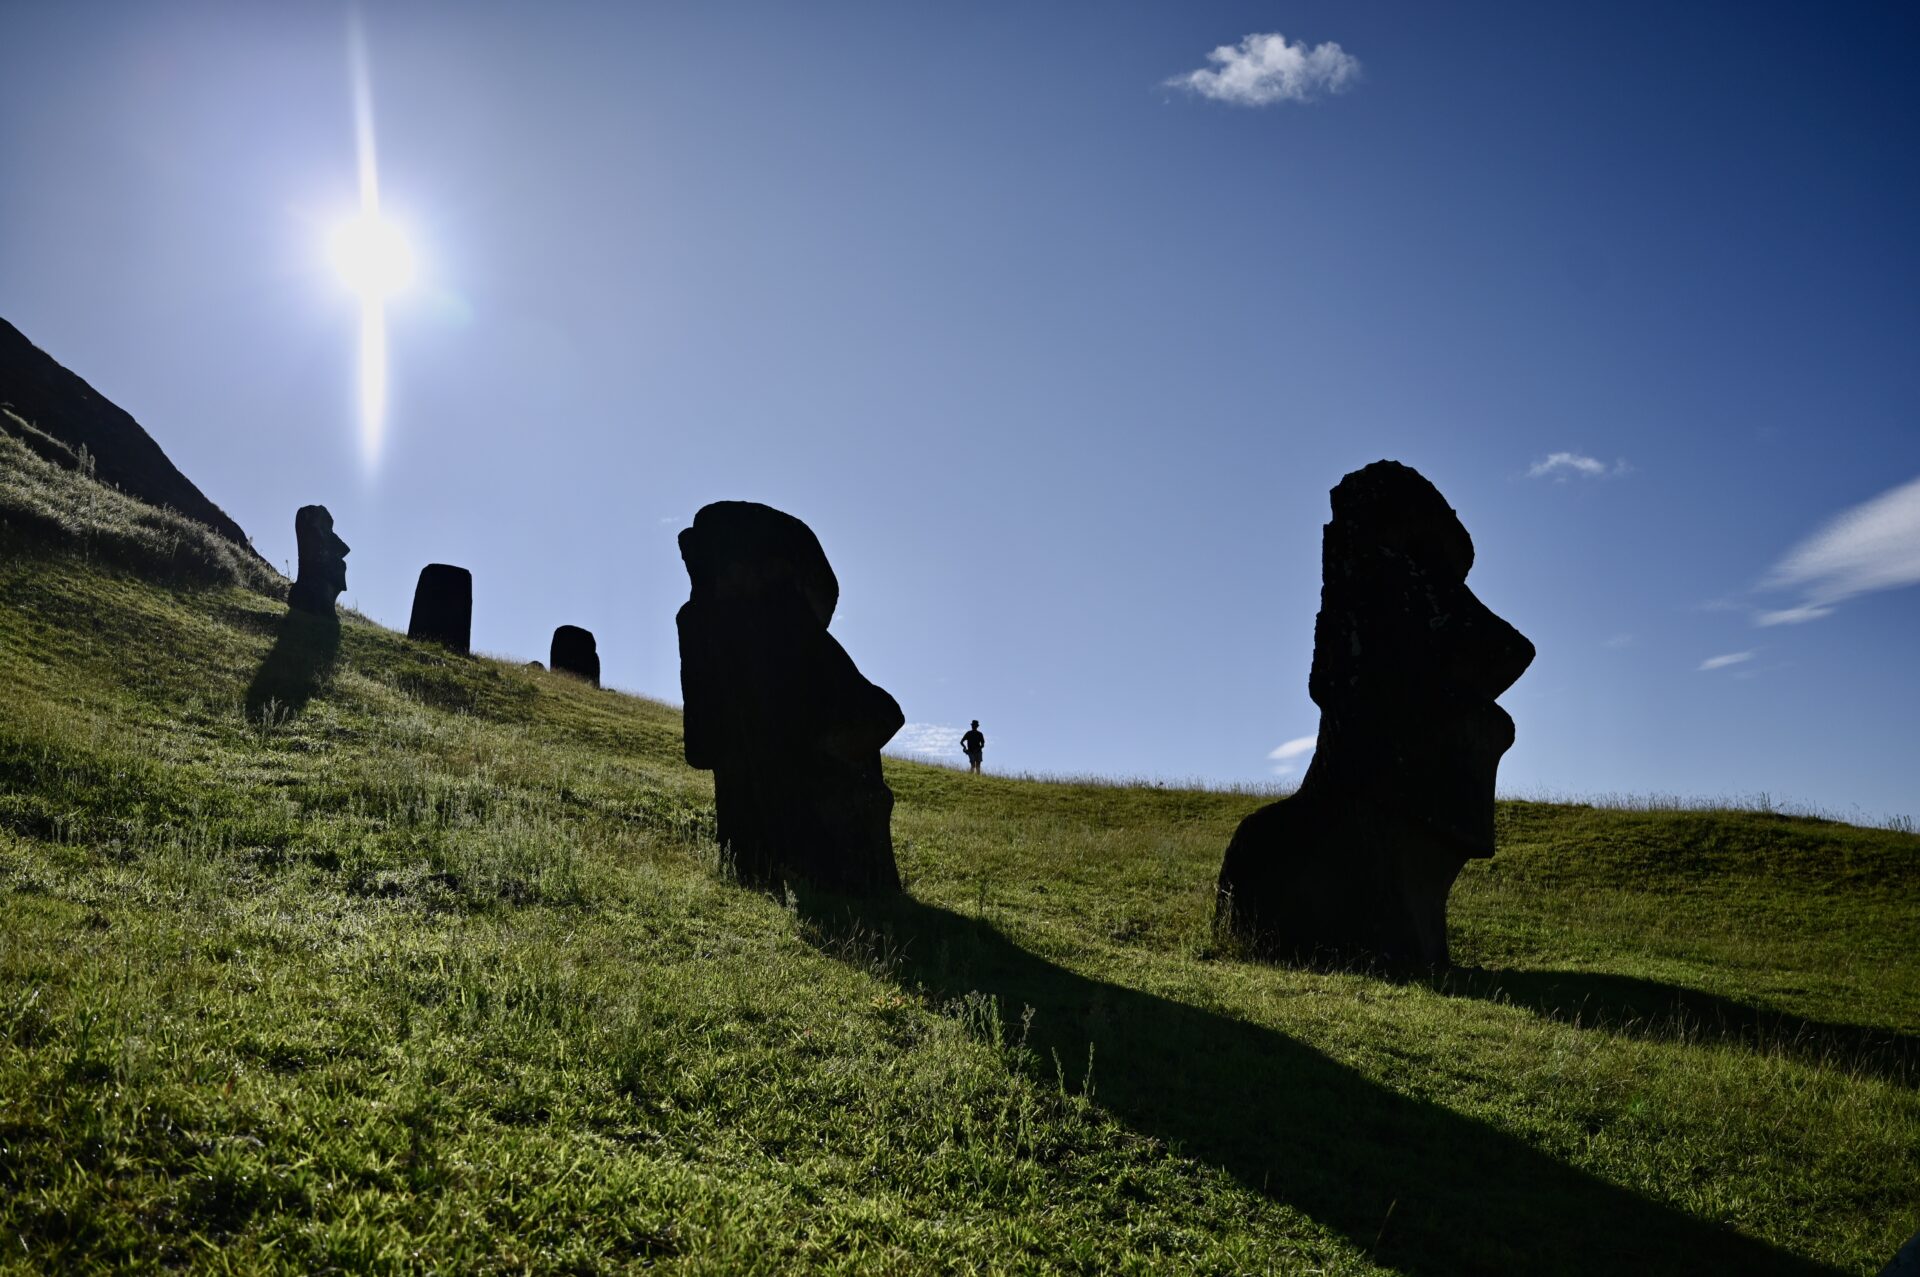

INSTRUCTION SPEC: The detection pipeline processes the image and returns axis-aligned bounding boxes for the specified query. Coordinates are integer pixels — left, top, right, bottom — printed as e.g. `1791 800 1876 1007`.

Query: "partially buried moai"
550 625 600 687
1216 460 1534 967
287 505 349 617
676 501 905 894
407 564 473 654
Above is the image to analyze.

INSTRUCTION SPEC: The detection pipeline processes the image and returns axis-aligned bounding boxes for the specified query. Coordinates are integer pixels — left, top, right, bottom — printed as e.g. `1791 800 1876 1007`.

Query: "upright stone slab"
407 563 472 654
1216 461 1534 967
287 505 349 617
676 501 904 894
1880 1226 1920 1277
550 625 600 687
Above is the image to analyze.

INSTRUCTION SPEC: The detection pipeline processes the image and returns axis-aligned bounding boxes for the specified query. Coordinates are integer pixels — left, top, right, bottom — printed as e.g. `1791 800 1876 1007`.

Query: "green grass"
0 412 276 593
1 532 1916 1273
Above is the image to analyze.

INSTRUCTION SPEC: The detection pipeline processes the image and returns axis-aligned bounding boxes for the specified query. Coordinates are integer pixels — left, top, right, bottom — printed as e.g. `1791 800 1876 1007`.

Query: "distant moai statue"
1216 460 1535 967
550 625 600 687
407 564 472 654
676 500 905 894
287 505 349 617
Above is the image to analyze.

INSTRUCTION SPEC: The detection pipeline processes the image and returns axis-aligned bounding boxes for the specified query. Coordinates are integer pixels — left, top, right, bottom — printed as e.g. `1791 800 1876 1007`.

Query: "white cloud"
1698 651 1756 671
1267 734 1316 775
888 722 965 762
1528 452 1629 481
1166 33 1360 107
1604 633 1636 648
1754 604 1835 627
1758 474 1920 624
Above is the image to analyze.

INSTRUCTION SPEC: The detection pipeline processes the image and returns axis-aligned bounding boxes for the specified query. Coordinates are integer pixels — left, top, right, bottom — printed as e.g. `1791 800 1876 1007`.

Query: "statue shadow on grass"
1427 967 1917 1088
794 891 1843 1277
244 611 341 723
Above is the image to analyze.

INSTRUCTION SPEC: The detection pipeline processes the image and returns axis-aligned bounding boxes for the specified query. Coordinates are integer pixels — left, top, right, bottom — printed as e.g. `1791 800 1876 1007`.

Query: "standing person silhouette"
960 721 985 775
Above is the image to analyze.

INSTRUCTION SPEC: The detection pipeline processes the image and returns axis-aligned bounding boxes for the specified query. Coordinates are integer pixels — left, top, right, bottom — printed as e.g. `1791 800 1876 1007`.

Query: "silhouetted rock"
407 564 472 654
1216 461 1534 967
526 661 544 670
287 505 349 617
550 625 600 687
1882 1226 1920 1277
677 501 904 894
1 315 257 553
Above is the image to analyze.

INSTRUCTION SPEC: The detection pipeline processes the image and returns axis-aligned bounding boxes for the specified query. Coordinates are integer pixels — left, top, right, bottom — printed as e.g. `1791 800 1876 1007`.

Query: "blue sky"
4 3 1916 821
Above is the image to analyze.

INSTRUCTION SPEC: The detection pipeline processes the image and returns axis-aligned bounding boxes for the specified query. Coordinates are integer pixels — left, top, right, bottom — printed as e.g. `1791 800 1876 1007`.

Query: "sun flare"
334 9 412 470
328 210 415 300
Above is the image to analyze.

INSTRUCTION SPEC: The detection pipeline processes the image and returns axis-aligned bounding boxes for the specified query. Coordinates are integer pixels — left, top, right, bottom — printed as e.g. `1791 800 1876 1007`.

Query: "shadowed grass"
794 890 1848 1275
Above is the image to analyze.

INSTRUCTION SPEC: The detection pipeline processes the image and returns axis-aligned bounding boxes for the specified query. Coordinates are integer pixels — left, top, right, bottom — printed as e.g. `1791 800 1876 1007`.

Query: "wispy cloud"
1166 33 1360 107
1604 633 1636 649
1698 651 1755 671
1528 452 1630 481
1267 734 1317 775
1754 604 1834 627
889 722 965 763
1757 474 1920 625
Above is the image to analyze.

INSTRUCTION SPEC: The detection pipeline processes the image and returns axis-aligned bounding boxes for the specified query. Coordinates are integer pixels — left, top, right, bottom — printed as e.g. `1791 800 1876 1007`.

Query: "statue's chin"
1316 698 1514 857
1420 704 1515 855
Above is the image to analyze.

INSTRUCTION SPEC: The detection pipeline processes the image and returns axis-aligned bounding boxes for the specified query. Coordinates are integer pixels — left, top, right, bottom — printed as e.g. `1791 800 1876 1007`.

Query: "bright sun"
327 211 416 298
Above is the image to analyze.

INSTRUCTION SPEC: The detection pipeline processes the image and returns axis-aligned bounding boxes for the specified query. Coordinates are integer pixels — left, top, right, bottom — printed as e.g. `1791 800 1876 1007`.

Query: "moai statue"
1216 461 1535 967
407 563 472 654
676 501 904 894
550 625 600 687
287 505 349 617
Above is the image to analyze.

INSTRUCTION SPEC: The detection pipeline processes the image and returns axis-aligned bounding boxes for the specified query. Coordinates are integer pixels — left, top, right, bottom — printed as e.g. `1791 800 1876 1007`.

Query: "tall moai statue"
676 501 905 894
550 625 600 687
287 505 349 617
408 564 473 654
1216 461 1534 967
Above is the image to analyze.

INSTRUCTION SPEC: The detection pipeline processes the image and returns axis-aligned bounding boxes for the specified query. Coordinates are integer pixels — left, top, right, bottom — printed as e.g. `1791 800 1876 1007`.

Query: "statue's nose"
1446 589 1535 696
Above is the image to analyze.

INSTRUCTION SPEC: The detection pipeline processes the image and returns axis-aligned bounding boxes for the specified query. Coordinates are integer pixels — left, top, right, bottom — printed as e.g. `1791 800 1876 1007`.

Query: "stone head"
679 501 839 628
294 504 349 598
1306 461 1534 854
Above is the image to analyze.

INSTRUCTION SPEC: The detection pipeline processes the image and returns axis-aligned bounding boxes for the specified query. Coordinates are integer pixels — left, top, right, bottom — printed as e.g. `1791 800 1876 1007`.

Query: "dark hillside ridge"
0 315 256 555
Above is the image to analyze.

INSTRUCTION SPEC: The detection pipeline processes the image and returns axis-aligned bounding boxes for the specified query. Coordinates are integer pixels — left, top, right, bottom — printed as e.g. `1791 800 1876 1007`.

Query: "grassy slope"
0 417 275 594
0 545 1915 1275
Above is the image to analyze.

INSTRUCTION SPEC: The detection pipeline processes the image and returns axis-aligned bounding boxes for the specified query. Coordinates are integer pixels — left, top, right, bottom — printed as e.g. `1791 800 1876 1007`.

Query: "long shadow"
1430 967 1917 1086
244 610 341 722
797 891 1843 1276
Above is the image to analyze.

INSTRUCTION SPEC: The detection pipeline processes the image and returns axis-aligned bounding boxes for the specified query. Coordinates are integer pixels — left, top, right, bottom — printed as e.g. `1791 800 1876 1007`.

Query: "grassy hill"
1 481 1916 1271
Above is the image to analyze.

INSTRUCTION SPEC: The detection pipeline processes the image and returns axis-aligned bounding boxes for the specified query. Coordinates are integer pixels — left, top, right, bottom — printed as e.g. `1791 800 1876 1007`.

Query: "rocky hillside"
0 315 255 554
